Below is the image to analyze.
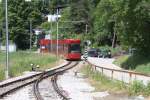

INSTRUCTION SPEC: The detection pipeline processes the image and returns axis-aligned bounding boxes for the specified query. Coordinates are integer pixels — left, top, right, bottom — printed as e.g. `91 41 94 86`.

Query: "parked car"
100 49 111 58
87 48 100 57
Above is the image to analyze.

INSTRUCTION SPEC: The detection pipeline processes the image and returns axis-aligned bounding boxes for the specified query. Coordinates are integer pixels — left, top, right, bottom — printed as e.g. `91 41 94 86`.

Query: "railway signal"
83 41 88 61
83 48 88 61
83 40 91 61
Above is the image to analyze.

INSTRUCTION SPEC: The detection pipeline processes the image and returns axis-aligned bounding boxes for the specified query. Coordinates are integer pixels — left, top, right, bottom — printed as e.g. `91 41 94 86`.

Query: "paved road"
88 57 150 85
88 57 121 70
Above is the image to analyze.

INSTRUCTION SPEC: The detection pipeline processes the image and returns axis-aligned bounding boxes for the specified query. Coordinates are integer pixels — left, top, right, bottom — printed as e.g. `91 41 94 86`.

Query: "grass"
0 51 57 80
80 65 127 94
113 55 129 67
128 81 150 96
114 54 150 74
80 65 150 96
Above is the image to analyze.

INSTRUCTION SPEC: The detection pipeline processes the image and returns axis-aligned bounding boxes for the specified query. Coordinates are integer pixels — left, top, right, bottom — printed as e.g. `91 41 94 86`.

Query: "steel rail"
51 75 68 100
0 61 70 98
33 73 45 100
51 61 79 100
0 74 41 97
34 61 79 100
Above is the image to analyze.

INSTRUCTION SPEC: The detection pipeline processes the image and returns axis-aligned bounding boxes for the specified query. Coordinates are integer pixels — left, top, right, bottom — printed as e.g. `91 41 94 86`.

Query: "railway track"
51 75 68 100
0 61 71 98
0 61 79 100
33 61 79 100
0 72 41 98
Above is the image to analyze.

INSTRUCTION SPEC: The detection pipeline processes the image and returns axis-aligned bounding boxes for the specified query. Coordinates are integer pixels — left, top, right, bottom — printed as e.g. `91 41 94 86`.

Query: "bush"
145 82 150 96
128 80 150 96
114 54 150 74
99 46 122 57
128 80 145 95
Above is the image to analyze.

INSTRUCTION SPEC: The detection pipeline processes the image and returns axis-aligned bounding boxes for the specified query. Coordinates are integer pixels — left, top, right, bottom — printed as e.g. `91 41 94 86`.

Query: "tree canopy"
0 0 50 49
0 0 150 55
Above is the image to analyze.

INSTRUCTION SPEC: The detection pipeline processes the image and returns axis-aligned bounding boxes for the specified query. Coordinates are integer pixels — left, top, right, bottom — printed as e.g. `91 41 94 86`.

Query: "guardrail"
87 61 150 85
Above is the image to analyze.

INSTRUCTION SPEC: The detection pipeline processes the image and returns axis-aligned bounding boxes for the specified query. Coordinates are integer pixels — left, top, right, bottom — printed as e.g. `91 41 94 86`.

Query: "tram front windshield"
69 44 81 53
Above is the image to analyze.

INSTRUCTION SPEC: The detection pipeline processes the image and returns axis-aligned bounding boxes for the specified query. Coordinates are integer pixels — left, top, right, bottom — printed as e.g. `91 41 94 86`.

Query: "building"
46 14 61 22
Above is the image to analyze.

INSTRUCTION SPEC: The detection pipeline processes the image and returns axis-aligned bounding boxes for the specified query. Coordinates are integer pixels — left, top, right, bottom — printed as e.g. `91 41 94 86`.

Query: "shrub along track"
0 61 79 100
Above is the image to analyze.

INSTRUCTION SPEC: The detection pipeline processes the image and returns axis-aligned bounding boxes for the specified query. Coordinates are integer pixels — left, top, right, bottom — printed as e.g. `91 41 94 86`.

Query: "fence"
87 61 150 85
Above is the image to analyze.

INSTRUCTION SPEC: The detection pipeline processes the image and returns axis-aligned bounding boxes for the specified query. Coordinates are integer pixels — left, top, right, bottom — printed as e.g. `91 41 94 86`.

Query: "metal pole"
5 0 9 79
56 8 59 57
30 20 32 51
50 22 52 52
85 24 88 34
0 26 1 49
0 31 1 50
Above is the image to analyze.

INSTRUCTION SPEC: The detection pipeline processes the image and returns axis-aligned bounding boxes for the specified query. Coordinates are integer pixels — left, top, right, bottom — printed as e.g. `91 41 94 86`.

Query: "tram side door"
64 44 69 58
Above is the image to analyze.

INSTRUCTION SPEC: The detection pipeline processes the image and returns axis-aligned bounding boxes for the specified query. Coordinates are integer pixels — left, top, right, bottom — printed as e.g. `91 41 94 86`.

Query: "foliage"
8 0 44 49
40 22 51 30
59 7 72 35
92 0 150 55
67 0 92 34
0 51 57 80
99 45 122 56
0 2 3 44
93 0 114 46
0 0 51 49
114 55 150 74
47 0 70 15
81 64 150 96
128 80 147 96
116 0 150 55
1 0 150 56
80 65 127 93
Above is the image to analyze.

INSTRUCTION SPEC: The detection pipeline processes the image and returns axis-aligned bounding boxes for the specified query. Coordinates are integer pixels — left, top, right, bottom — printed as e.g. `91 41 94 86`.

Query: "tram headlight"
41 46 45 49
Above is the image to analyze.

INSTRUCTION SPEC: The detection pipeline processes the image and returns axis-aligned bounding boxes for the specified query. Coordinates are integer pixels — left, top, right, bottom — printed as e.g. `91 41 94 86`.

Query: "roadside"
57 61 137 100
114 55 150 75
0 51 59 81
86 57 150 99
0 60 67 100
80 62 149 100
88 57 121 70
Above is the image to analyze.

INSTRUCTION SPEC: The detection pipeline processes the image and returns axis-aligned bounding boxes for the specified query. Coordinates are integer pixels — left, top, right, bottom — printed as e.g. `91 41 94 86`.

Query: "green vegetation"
80 65 150 96
0 0 50 49
128 81 150 96
0 51 57 80
80 65 127 93
98 46 122 57
0 0 150 82
1 0 150 55
114 55 150 74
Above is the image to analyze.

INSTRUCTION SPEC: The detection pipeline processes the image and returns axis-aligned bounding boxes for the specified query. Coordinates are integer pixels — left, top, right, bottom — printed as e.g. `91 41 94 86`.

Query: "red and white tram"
39 39 81 60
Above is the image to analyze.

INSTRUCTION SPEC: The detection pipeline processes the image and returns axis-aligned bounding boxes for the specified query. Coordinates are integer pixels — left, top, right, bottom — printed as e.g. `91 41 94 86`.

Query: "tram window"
69 44 81 53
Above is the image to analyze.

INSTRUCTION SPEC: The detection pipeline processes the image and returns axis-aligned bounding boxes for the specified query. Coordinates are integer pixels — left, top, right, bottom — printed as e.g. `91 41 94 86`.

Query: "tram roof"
40 39 81 45
64 39 81 44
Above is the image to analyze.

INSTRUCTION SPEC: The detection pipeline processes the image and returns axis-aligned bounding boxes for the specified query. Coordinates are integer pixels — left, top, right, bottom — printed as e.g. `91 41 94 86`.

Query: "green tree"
59 7 72 37
3 0 49 49
93 0 116 46
69 0 92 34
0 2 2 46
116 0 150 55
48 0 70 14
